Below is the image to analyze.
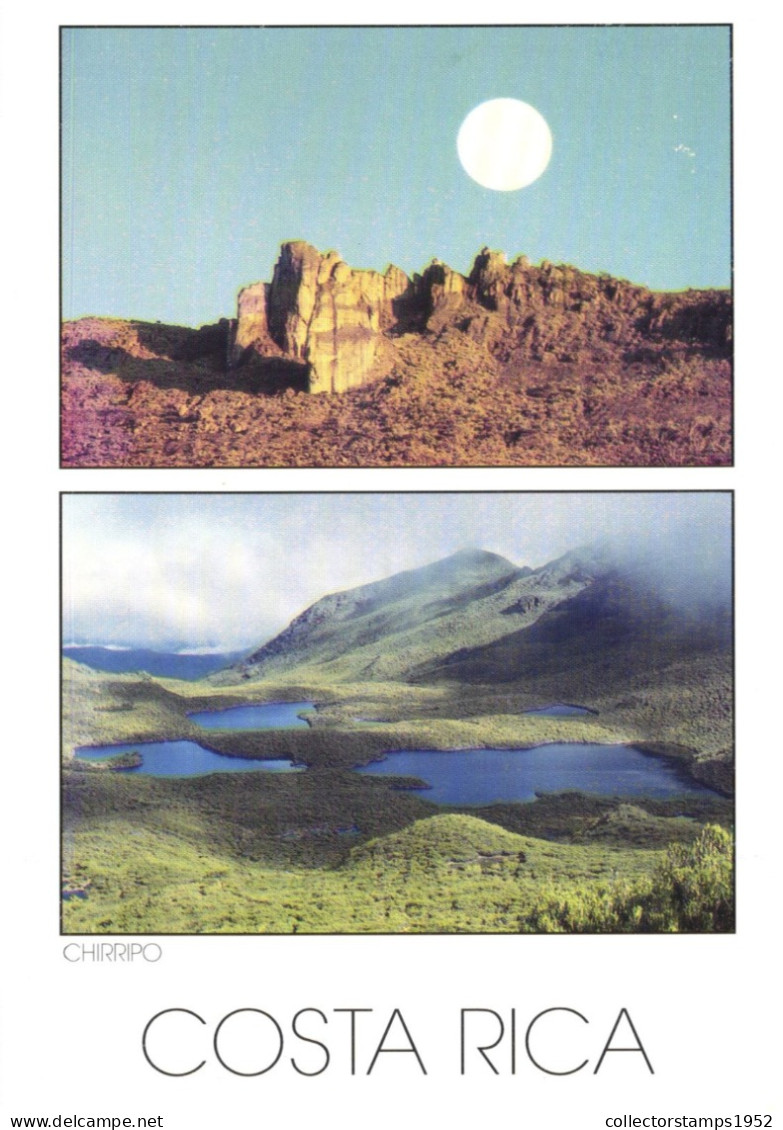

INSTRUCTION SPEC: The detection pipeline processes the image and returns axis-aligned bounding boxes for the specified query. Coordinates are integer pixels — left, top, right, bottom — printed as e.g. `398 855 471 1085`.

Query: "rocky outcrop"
232 240 731 394
235 241 410 393
461 248 732 366
234 282 278 357
415 260 470 332
297 251 409 394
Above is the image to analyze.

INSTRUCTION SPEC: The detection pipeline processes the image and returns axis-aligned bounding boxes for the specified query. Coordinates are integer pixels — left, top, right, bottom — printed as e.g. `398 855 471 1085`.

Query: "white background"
0 3 779 1127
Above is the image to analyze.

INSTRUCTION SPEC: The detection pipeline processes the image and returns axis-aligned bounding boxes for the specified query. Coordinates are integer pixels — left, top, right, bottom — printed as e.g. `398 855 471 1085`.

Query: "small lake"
187 700 314 730
524 703 593 717
75 740 304 778
76 701 315 777
354 743 716 805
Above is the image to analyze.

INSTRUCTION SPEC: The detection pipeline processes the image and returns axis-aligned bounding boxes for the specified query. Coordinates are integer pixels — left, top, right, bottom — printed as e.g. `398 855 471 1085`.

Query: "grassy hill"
62 794 733 934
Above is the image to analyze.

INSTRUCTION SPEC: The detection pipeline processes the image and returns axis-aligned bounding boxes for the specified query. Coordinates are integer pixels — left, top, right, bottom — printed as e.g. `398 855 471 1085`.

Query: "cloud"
62 494 731 649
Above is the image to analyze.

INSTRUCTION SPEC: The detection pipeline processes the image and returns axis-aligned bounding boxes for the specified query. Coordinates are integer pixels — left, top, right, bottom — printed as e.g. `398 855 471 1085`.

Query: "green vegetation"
62 784 733 934
73 749 143 772
62 659 734 934
61 541 734 936
519 825 734 933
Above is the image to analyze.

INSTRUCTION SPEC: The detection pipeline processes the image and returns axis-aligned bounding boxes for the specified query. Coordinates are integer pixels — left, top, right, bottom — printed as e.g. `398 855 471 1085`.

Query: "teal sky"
62 26 731 327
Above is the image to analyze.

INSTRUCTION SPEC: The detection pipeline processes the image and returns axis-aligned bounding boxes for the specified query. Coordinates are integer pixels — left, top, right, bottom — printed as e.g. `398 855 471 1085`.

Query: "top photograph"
60 25 732 469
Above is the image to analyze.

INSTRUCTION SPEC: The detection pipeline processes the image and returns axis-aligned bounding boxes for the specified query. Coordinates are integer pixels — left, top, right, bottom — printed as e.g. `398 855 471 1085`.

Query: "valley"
62 545 734 934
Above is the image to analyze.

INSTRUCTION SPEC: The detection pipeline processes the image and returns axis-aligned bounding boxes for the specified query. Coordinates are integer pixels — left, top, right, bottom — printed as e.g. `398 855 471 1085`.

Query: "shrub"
633 823 734 932
517 825 734 933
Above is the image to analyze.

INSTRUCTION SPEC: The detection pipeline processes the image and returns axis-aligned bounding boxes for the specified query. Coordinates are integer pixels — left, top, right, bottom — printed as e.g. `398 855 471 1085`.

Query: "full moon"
457 98 553 191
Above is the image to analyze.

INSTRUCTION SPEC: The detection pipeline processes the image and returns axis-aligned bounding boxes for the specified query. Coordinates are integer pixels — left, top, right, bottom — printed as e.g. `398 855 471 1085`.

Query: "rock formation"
61 238 732 468
232 240 731 395
234 241 410 393
234 281 276 357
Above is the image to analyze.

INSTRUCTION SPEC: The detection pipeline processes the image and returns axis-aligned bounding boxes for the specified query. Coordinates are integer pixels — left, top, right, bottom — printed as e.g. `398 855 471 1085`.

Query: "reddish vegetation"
61 251 731 468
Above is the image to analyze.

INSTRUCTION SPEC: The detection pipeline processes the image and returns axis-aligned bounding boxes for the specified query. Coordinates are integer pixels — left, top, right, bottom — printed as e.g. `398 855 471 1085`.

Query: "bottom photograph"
61 491 734 935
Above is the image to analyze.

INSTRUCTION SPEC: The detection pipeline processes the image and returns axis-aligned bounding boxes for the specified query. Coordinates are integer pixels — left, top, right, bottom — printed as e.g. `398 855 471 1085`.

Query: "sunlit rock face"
302 251 409 394
233 240 732 394
249 241 409 393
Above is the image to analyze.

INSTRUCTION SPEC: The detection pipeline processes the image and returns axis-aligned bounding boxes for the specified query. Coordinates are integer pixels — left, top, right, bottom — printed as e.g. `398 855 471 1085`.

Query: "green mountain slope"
215 544 730 694
215 546 605 684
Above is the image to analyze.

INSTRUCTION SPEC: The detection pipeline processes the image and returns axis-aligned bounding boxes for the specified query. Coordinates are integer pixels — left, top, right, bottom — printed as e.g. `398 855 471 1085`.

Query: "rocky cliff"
61 240 732 468
232 240 731 395
234 241 410 393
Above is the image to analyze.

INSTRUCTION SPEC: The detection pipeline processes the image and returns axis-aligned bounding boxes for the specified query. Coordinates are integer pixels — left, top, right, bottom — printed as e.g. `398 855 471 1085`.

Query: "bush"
633 823 734 932
518 825 734 933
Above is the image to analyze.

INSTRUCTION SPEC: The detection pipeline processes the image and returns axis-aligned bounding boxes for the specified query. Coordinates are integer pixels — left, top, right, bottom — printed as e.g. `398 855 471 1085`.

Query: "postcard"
1 9 777 1130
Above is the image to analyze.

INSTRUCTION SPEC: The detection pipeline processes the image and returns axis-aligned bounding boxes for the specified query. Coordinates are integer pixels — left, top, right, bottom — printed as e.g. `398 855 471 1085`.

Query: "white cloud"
62 494 731 650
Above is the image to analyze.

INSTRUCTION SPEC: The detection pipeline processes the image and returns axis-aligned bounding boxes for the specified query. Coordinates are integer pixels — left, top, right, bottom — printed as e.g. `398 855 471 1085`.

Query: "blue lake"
75 700 315 776
75 739 303 778
524 703 593 717
188 700 314 730
354 743 716 805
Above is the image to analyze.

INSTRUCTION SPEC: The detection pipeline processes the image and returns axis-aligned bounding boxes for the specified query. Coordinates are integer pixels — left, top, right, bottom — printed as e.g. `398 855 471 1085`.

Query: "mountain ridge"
212 543 728 688
61 241 732 468
230 240 731 396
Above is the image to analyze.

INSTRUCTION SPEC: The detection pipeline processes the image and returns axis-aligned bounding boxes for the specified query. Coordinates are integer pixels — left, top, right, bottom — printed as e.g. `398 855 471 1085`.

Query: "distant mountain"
63 646 247 681
213 545 731 690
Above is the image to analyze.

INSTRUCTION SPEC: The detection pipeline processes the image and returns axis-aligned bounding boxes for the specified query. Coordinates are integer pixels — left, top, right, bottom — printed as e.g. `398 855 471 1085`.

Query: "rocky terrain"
62 241 732 467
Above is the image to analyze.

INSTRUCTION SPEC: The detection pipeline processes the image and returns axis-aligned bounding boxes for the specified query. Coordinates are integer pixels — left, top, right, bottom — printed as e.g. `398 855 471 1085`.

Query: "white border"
1 5 779 1127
